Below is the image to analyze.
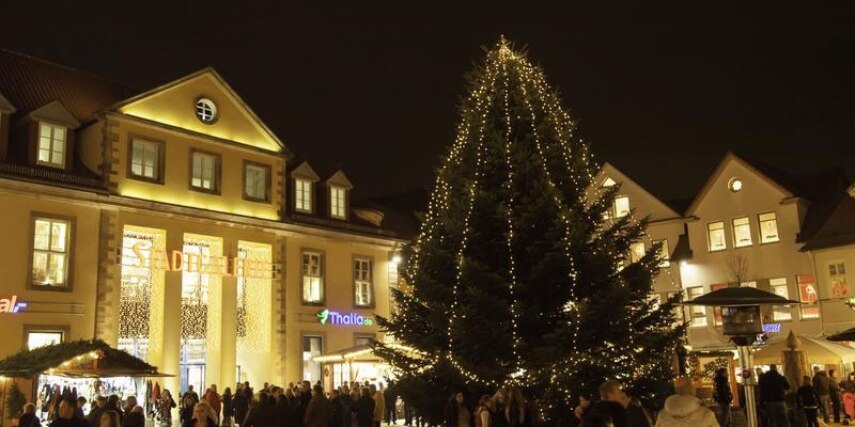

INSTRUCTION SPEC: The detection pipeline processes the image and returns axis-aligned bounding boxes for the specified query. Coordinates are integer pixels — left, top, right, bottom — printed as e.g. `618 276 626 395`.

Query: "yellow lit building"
0 49 409 396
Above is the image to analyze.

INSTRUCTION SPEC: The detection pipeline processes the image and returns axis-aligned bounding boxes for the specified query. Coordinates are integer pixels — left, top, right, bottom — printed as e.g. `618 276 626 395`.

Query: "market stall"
752 334 855 366
0 339 170 424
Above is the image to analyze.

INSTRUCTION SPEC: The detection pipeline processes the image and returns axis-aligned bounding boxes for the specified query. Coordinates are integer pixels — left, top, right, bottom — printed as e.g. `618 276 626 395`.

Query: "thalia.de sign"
0 295 26 313
317 309 374 326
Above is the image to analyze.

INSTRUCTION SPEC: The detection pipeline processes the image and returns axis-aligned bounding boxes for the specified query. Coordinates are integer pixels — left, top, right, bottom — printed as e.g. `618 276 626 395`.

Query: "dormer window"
295 178 313 213
330 186 346 219
37 123 66 168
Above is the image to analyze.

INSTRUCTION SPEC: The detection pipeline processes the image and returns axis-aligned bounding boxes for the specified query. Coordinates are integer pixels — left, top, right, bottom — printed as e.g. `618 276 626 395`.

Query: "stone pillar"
219 269 238 391
162 232 183 395
94 210 120 344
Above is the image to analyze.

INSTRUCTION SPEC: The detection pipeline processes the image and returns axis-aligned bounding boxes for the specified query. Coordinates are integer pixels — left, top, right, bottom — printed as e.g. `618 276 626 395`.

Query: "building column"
219 272 237 391
162 233 183 395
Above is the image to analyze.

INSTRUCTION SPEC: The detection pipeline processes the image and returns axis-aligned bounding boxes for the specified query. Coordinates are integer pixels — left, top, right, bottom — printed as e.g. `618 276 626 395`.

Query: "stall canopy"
752 334 855 365
828 327 855 342
0 339 171 378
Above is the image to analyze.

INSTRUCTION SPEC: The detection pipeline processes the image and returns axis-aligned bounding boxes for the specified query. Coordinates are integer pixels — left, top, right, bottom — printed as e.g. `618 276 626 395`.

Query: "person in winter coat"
206 385 222 422
329 389 346 427
713 367 733 427
445 391 472 427
797 376 820 427
123 406 146 427
190 402 219 427
20 403 42 427
654 377 719 427
371 385 385 427
813 367 831 424
352 388 375 427
758 364 790 427
221 387 233 426
242 392 280 427
232 385 249 426
303 385 331 427
829 369 842 424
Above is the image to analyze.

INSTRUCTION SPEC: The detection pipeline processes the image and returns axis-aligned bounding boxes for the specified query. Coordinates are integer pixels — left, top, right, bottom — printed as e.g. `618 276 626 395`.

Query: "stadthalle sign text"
120 242 278 279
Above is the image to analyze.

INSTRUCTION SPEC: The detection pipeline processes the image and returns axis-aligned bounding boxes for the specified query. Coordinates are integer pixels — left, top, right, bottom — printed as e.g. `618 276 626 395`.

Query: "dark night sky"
2 2 854 201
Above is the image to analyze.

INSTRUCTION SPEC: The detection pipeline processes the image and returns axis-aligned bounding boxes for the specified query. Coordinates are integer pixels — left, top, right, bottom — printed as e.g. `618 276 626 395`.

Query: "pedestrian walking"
812 367 830 424
221 387 234 427
797 376 820 427
758 364 790 427
352 388 375 427
830 369 842 424
303 385 330 427
713 367 733 427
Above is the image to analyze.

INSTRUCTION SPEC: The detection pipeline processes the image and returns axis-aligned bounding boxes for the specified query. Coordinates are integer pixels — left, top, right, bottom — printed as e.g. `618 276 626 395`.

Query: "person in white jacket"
655 377 720 427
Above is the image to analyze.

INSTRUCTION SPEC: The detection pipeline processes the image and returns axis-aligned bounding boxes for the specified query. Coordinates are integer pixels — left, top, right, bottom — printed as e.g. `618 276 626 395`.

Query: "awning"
0 339 172 379
752 335 855 365
312 343 422 364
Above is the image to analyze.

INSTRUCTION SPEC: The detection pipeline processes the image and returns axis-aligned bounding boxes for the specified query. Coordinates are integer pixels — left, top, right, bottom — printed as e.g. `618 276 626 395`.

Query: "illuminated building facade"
0 49 407 394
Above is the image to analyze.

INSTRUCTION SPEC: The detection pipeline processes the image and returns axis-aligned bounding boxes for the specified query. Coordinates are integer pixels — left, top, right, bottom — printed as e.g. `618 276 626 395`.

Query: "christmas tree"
374 38 685 425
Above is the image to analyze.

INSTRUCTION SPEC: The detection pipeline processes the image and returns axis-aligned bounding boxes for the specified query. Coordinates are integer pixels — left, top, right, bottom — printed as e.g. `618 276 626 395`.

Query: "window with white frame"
244 163 269 201
770 277 792 321
330 186 346 219
732 217 753 247
629 242 645 263
32 217 71 287
614 196 630 218
354 257 373 307
654 239 670 267
759 212 780 244
27 331 64 350
130 138 162 181
797 274 820 319
302 252 323 304
707 221 726 252
37 123 66 168
191 151 219 192
295 179 313 213
829 262 849 298
687 286 707 327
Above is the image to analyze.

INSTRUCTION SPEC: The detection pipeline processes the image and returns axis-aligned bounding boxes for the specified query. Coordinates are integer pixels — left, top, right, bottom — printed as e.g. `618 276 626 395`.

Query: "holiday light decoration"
236 241 272 353
374 38 684 425
119 226 167 361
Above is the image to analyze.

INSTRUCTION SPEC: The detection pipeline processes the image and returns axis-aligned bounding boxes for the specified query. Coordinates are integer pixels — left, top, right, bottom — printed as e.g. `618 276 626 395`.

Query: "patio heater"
683 286 798 427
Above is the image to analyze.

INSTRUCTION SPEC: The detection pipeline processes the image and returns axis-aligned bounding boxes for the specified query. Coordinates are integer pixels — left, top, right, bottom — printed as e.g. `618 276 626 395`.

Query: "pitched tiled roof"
0 48 138 123
801 190 855 251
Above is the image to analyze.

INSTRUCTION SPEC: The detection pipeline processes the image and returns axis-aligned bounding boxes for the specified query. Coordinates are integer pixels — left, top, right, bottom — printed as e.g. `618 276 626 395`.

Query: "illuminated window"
37 123 66 168
629 242 645 263
602 177 616 187
687 286 708 327
707 221 726 252
740 281 757 288
614 196 630 218
355 335 374 347
829 262 849 298
330 186 346 219
302 252 324 304
129 138 162 181
195 98 218 124
797 274 820 319
711 284 729 326
758 212 779 244
32 217 71 287
295 179 313 213
302 335 323 383
243 162 270 202
244 162 270 202
191 151 220 192
27 331 63 350
770 278 792 321
354 258 373 307
732 217 752 247
654 239 670 267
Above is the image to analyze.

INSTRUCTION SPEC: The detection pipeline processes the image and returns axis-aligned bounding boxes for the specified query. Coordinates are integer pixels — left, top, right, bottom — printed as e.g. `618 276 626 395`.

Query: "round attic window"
195 97 218 124
728 177 743 192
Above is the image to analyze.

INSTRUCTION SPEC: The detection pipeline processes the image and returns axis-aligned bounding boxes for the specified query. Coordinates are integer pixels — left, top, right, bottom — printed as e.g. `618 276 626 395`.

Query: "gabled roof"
685 152 795 216
324 170 354 190
110 67 292 156
0 48 137 124
28 101 79 128
290 161 321 181
801 188 855 251
597 162 681 220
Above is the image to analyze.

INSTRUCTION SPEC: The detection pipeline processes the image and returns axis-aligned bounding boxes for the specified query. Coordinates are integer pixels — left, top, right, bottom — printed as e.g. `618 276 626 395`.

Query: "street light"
683 286 798 427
